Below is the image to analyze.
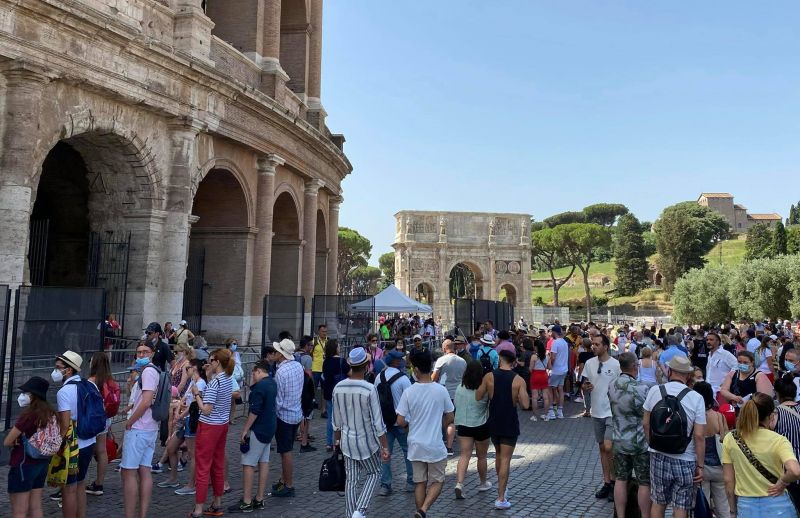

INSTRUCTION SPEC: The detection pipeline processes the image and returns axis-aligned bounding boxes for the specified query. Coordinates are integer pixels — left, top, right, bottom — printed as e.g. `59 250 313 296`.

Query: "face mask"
230 343 238 351
51 369 64 384
786 361 797 372
737 363 751 372
17 393 31 407
135 357 151 367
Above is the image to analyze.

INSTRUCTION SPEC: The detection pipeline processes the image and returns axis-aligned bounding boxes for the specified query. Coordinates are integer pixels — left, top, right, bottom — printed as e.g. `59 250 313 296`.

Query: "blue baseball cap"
385 350 405 363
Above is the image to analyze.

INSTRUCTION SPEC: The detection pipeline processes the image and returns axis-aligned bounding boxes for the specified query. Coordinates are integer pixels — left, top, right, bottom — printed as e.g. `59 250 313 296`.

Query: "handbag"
318 447 346 492
106 431 119 462
188 401 200 433
694 487 713 518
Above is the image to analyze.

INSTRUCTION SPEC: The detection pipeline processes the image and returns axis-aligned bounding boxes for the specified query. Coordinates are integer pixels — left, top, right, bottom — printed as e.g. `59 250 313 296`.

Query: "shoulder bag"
731 430 800 511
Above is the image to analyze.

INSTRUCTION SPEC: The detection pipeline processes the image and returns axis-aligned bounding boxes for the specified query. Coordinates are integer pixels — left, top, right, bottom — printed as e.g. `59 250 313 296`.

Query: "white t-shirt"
746 337 761 354
433 354 467 399
57 375 98 449
706 348 738 395
582 356 620 418
396 382 454 463
183 378 207 406
550 338 570 375
643 381 706 462
756 347 773 374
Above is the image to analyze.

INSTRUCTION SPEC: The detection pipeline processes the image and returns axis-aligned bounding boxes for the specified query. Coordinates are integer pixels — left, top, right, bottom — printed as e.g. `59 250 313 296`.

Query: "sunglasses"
597 361 603 375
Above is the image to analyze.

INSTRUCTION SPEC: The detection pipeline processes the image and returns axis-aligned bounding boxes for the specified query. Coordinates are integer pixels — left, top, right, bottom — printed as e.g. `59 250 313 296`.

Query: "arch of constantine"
0 0 351 343
393 211 533 327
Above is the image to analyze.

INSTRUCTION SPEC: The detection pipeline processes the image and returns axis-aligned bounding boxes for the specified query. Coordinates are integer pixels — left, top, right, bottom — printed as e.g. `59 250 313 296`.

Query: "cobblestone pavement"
1 400 615 518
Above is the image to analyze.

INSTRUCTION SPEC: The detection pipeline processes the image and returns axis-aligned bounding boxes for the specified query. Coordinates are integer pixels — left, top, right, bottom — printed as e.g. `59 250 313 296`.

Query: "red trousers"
194 421 228 504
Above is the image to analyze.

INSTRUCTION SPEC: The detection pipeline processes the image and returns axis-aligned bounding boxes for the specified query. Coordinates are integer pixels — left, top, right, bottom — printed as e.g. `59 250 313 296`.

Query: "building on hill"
697 193 781 233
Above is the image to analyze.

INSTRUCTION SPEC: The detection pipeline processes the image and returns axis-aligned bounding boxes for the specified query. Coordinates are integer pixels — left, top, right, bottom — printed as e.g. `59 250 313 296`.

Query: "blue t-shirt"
249 377 277 444
659 345 688 365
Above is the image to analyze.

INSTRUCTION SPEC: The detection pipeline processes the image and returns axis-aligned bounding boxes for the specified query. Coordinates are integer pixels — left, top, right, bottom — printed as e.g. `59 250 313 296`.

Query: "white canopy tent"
349 284 432 313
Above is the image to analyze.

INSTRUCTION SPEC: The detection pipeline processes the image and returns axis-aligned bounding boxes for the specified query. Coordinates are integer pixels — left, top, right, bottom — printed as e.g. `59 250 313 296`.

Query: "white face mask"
17 393 31 407
51 369 64 384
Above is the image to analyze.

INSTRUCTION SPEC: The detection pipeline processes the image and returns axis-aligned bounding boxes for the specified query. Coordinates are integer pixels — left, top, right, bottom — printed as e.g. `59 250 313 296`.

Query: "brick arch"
34 114 166 212
196 157 255 228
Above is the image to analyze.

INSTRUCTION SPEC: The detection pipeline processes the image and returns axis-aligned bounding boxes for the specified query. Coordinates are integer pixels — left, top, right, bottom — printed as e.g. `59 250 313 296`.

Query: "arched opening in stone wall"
499 283 517 306
314 209 327 295
449 262 481 301
28 132 160 334
415 282 434 305
270 191 301 296
280 0 309 95
189 168 250 337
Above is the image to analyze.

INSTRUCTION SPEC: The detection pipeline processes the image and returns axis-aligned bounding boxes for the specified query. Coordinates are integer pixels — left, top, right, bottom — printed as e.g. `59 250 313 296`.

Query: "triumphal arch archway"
393 211 533 328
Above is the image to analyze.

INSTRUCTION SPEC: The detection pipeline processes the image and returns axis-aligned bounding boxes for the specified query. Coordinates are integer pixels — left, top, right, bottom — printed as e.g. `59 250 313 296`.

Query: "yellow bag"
47 422 78 487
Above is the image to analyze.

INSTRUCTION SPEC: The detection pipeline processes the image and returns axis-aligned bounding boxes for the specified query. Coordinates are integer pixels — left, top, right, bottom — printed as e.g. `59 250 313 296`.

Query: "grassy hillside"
530 238 746 306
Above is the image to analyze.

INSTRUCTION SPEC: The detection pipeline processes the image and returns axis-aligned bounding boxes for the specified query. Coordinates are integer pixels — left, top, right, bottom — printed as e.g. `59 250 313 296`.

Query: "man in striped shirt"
333 348 390 518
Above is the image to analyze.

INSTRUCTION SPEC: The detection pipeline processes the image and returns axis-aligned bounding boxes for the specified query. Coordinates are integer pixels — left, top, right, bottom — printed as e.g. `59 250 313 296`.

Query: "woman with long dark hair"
453 361 491 498
529 338 550 421
86 351 118 496
4 376 57 518
722 392 800 517
174 359 208 496
322 339 349 452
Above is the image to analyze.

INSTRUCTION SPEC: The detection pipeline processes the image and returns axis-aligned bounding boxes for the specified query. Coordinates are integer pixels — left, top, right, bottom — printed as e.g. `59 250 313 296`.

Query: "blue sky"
322 1 800 264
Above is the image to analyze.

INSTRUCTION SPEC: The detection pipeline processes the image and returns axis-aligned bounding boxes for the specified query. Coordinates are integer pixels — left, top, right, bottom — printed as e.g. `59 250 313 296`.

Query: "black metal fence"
1 286 106 429
87 231 131 336
453 298 515 334
262 295 305 344
182 247 206 335
310 295 375 344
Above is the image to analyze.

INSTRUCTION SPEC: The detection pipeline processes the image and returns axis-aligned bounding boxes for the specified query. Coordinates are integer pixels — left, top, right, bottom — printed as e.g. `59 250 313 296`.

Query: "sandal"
187 513 202 518
203 506 223 517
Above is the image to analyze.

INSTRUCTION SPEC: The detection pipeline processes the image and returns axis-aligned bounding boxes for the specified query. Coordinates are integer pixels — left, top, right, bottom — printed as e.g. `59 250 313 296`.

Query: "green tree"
337 227 371 294
583 203 629 227
530 228 576 307
773 221 788 255
787 225 800 255
642 231 657 257
378 251 395 288
729 256 794 321
653 202 730 292
745 223 773 261
346 265 382 296
552 223 612 319
543 211 586 228
614 213 649 296
672 266 735 324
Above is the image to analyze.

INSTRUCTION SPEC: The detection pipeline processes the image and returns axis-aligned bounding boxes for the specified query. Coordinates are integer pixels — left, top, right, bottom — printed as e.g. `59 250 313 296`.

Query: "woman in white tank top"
638 347 657 388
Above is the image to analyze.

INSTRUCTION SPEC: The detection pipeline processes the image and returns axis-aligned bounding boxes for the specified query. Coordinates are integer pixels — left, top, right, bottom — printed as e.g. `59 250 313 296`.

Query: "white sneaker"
454 482 464 500
540 414 551 421
529 414 538 421
352 511 366 518
477 481 492 492
574 396 584 403
556 409 564 419
494 500 511 510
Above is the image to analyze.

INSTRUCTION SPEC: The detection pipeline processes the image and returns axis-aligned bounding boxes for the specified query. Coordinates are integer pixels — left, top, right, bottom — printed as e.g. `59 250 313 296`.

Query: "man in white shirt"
546 325 570 420
643 355 706 518
581 334 621 501
375 351 413 495
705 332 737 397
54 350 95 518
745 328 761 354
396 350 454 518
432 340 467 456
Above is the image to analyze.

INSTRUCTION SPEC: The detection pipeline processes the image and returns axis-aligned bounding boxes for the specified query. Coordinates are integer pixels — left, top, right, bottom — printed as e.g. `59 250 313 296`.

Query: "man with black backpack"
643 355 706 518
375 350 413 496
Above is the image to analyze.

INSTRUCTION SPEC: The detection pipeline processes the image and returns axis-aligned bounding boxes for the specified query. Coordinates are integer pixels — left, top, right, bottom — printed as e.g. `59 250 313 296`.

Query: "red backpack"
102 379 121 418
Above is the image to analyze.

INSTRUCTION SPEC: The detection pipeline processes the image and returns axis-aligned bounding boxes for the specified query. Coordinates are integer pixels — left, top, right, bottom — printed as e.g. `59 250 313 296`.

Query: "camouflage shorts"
613 451 650 486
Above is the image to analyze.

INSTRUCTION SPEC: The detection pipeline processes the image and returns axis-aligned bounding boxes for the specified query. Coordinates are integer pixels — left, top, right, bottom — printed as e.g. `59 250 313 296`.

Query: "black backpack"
377 370 405 428
477 347 494 376
301 372 316 415
648 385 693 455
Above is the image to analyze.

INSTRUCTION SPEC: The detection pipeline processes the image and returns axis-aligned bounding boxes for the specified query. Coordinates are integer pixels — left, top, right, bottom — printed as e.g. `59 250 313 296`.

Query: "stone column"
0 61 52 288
123 209 168 334
325 195 341 295
260 0 289 97
159 118 204 324
306 0 326 129
301 180 324 333
250 154 284 343
174 0 215 66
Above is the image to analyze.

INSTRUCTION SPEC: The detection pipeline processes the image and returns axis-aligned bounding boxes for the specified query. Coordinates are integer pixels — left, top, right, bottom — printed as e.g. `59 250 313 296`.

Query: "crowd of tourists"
6 315 800 518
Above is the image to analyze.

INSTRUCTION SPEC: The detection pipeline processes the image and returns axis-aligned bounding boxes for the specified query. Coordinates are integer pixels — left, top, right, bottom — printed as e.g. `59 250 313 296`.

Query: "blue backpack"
67 379 107 440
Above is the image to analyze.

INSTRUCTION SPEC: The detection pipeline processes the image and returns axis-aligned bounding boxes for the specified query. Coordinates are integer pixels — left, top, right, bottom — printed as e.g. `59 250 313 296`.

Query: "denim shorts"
66 445 95 485
738 494 795 517
181 416 196 439
548 373 567 387
8 462 48 493
120 429 158 469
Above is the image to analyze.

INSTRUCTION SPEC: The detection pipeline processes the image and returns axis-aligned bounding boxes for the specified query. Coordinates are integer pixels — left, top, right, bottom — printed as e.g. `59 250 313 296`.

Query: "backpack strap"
387 372 405 386
380 370 387 384
659 384 667 400
675 387 692 403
